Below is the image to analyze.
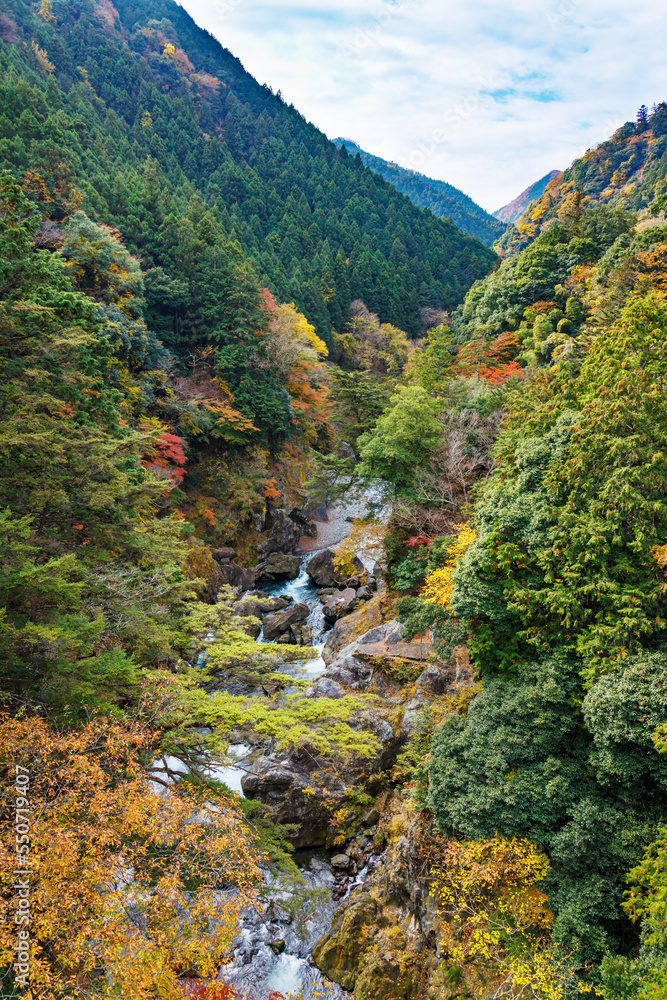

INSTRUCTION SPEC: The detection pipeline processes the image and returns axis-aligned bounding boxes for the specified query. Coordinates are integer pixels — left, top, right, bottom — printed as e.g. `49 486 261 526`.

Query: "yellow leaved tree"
419 522 477 608
0 716 262 1000
429 836 596 999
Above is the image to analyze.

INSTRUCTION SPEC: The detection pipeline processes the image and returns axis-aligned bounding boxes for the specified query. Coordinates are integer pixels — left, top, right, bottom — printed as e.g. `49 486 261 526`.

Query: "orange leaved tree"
0 716 263 1000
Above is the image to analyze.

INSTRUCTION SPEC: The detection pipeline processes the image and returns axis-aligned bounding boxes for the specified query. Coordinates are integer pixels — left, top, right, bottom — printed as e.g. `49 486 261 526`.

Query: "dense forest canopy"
0 0 495 341
498 101 667 254
333 138 507 247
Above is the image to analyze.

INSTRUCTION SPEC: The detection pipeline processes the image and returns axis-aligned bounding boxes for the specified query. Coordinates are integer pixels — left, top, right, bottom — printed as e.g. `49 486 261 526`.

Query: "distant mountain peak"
493 171 562 225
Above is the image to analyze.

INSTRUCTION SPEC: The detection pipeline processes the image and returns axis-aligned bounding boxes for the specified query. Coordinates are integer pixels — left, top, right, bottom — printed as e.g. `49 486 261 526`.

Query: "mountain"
0 0 497 338
506 104 667 241
493 170 562 224
333 138 506 247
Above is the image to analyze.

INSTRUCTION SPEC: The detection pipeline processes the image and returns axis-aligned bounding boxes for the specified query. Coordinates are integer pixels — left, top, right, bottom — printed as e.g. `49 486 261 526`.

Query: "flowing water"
220 557 351 999
149 556 356 996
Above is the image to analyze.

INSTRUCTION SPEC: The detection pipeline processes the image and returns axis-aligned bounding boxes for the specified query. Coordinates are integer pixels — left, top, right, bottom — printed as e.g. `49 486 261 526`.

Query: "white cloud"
177 0 666 212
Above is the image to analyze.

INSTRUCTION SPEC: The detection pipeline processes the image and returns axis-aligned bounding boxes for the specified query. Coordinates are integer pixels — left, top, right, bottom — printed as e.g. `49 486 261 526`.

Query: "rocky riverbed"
181 499 474 999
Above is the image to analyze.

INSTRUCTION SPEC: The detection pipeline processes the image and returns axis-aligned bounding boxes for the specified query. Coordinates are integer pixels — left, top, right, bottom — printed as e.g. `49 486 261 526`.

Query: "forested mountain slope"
0 0 496 339
493 168 561 224
500 103 667 250
334 137 506 246
356 168 667 994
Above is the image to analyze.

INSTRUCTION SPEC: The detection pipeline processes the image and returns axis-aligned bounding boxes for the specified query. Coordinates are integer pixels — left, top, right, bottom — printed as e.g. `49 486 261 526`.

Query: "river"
218 556 352 1000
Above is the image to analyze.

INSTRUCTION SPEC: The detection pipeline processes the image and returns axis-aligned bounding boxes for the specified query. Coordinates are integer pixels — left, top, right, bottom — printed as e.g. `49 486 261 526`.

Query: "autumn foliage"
420 522 477 608
143 430 188 484
0 716 262 1000
451 332 524 385
429 837 590 999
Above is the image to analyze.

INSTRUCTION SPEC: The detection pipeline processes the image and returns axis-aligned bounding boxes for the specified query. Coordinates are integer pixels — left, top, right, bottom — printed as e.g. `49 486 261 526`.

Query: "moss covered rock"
311 893 378 990
354 947 421 1000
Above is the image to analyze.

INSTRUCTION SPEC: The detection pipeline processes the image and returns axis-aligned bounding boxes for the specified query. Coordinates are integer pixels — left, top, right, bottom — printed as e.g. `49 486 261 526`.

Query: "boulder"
262 602 309 640
356 585 372 602
372 558 388 583
322 594 386 664
257 596 291 613
322 588 357 624
401 695 427 736
306 549 364 588
357 619 435 662
326 655 373 690
291 624 313 646
288 506 318 538
331 853 352 870
262 678 284 697
234 615 262 639
314 677 345 700
241 757 334 847
415 664 449 696
257 508 302 559
242 765 295 795
384 622 405 645
212 546 236 562
354 948 420 1000
257 552 302 580
312 893 378 991
213 551 256 591
233 596 263 619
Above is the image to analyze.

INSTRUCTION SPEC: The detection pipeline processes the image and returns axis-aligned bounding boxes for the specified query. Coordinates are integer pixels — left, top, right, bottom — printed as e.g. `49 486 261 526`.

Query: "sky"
177 0 666 213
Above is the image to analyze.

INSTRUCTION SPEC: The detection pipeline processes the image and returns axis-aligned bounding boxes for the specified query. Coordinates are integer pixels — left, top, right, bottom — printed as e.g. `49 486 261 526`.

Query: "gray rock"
257 596 291 613
212 547 236 562
416 664 449 696
326 666 355 686
269 940 285 955
215 558 256 591
372 557 388 581
325 654 373 690
263 602 310 640
292 624 313 646
331 854 352 870
262 678 284 696
357 623 394 646
307 549 364 588
323 588 357 624
314 678 345 699
362 808 381 827
242 767 295 794
374 719 395 745
356 585 372 601
385 622 405 645
402 695 427 735
233 597 262 618
234 616 262 639
257 552 302 580
257 508 302 559
241 757 334 847
288 507 318 538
